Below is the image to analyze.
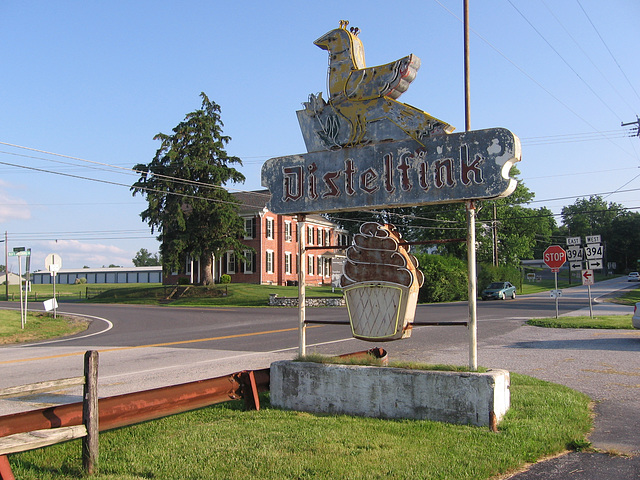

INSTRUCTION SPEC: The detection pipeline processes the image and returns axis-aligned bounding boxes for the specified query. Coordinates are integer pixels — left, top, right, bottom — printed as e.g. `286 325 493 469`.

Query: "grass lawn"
611 287 640 306
8 373 592 480
61 283 341 307
527 315 633 329
0 309 88 344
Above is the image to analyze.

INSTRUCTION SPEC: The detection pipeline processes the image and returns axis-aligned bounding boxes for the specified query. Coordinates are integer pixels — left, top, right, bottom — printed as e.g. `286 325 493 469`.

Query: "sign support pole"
53 272 57 319
467 201 477 371
588 284 593 318
297 215 306 357
554 271 559 319
18 256 24 329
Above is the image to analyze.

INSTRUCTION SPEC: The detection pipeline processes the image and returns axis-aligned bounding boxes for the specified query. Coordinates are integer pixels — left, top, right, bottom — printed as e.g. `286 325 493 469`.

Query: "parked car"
628 272 640 282
633 303 640 329
481 282 516 300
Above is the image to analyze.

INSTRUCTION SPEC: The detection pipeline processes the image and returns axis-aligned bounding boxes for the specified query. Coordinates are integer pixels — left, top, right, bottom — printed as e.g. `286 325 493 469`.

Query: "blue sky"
1 0 639 271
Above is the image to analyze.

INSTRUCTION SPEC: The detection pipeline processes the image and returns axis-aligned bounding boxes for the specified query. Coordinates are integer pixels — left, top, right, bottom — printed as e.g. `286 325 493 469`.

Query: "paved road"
1 277 639 478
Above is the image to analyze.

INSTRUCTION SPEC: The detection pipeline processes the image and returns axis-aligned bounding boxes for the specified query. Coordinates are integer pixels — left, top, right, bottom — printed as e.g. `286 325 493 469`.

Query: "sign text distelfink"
262 128 520 215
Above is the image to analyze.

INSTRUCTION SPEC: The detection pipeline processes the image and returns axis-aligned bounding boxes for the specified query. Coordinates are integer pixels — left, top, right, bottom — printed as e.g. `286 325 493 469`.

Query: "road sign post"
582 269 595 318
544 245 567 318
45 254 62 319
10 247 31 328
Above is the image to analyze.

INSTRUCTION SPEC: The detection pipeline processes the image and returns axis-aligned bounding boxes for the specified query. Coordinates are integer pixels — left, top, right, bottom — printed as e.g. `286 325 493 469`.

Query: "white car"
628 272 640 281
633 303 640 329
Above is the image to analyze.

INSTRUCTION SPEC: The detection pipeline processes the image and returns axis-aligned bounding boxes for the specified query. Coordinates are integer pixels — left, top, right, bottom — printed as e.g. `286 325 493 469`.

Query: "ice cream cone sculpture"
340 222 424 341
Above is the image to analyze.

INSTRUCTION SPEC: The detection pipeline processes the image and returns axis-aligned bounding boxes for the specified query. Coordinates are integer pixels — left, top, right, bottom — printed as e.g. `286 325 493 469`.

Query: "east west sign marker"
262 127 520 214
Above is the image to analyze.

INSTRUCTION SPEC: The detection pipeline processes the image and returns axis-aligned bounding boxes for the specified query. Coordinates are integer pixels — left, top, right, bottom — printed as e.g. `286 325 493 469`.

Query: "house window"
266 250 274 274
317 256 323 277
324 257 331 277
284 221 292 242
307 226 313 245
226 251 236 274
243 250 253 273
307 254 314 275
244 218 255 240
285 252 292 274
338 233 348 246
325 230 331 246
317 228 322 245
266 218 274 240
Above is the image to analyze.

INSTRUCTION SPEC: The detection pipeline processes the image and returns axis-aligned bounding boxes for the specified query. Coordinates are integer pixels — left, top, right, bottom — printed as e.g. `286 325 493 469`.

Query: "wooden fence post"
82 351 99 475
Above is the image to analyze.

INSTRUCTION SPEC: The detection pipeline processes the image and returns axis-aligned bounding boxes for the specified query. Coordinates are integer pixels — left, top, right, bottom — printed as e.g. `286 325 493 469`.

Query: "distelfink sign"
261 21 520 215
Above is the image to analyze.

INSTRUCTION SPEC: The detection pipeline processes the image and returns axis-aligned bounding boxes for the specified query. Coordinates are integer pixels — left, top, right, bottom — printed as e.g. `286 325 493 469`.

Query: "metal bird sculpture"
298 21 454 150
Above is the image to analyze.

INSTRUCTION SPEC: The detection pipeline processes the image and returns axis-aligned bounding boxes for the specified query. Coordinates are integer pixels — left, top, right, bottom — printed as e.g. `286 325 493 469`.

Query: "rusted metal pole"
82 350 99 475
0 369 270 438
297 214 307 356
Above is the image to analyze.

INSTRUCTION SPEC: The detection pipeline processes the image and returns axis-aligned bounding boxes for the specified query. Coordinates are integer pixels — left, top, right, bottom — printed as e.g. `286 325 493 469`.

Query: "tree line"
130 93 640 296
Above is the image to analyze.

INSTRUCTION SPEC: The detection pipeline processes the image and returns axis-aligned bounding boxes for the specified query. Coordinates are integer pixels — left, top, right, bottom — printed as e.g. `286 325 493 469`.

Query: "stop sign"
543 245 566 271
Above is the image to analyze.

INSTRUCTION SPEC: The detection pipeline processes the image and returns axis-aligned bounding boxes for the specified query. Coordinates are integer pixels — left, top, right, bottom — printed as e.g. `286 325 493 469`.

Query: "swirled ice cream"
340 222 424 289
340 222 423 341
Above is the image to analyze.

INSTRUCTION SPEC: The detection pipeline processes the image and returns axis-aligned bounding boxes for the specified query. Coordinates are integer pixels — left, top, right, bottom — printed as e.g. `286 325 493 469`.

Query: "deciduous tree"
132 248 161 267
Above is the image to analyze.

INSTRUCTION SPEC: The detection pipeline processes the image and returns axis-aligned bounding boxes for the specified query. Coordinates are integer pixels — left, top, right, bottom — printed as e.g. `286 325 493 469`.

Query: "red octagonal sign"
543 245 566 271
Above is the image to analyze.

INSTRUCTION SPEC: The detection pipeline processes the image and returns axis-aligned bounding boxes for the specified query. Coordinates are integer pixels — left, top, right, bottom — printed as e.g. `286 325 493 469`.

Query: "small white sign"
45 253 63 273
566 237 581 246
582 269 595 286
550 289 563 298
587 259 603 270
43 298 58 312
585 235 601 244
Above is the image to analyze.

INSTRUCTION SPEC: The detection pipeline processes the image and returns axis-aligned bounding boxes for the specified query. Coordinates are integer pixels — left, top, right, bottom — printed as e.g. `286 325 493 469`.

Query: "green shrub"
414 253 468 303
477 264 521 292
220 274 231 284
74 277 87 284
177 277 191 285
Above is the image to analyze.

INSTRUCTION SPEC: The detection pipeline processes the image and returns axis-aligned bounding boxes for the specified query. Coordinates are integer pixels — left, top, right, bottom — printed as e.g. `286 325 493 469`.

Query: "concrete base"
270 361 510 427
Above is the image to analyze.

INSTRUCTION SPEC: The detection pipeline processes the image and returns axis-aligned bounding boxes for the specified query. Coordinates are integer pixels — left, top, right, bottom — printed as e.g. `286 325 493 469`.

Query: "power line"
431 0 637 160
507 0 623 122
576 0 640 105
0 141 271 199
540 0 639 117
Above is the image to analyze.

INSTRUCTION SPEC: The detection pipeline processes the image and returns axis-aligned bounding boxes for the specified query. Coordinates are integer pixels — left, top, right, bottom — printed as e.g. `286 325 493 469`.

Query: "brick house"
166 190 349 285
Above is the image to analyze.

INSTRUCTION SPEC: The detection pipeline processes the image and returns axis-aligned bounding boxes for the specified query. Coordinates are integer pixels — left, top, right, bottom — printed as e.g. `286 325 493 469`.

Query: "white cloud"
23 240 134 271
43 239 127 255
0 187 31 222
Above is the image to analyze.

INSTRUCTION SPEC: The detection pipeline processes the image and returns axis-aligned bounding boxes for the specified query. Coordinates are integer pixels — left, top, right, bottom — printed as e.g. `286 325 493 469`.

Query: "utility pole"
463 0 477 372
621 115 640 137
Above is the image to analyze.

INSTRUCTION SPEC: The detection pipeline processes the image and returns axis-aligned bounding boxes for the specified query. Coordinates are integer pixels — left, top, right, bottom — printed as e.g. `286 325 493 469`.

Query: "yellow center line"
0 325 323 365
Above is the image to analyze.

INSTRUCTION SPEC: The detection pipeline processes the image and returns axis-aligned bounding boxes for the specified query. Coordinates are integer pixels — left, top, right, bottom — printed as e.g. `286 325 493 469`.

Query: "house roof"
233 189 271 214
231 190 338 227
0 272 23 284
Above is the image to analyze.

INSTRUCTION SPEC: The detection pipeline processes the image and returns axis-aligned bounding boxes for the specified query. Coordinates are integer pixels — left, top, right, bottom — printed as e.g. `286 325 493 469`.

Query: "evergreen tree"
131 93 246 284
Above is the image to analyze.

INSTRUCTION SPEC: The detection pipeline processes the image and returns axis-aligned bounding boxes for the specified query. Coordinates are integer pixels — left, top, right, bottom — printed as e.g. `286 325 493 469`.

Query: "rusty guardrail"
0 368 270 439
0 347 383 479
